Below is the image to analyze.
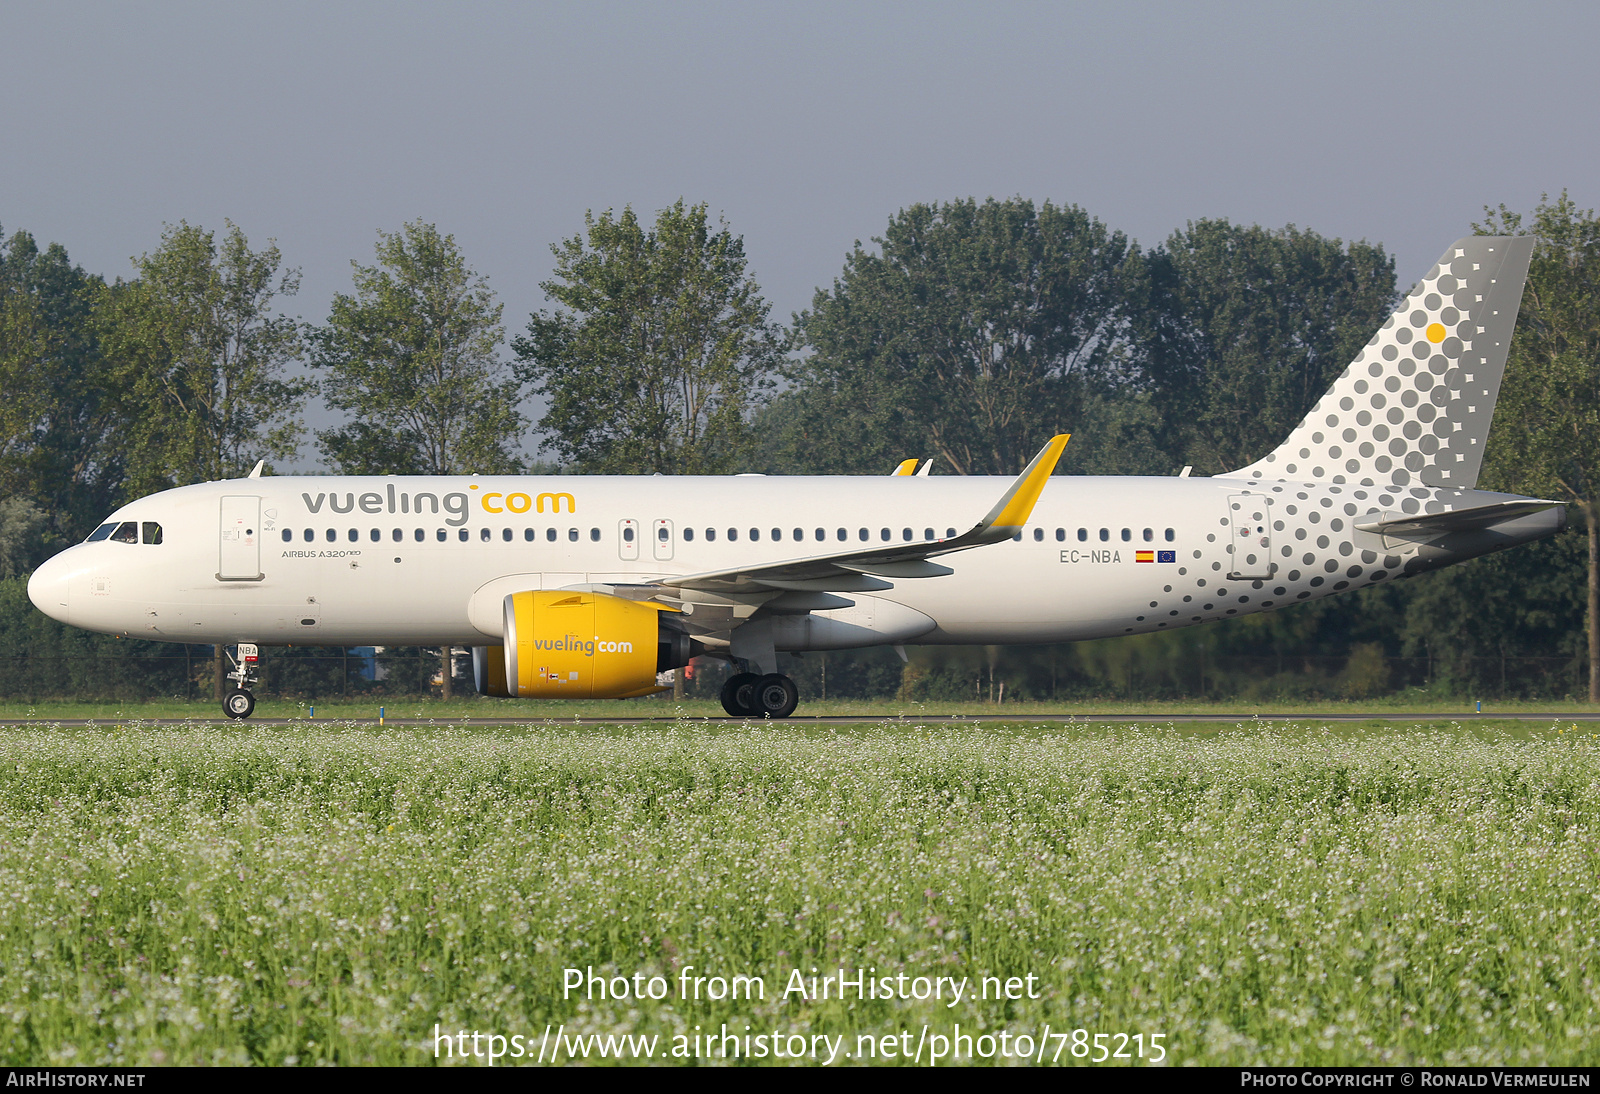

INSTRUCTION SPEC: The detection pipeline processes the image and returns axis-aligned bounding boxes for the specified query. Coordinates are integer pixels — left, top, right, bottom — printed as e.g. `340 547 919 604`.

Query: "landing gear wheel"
223 688 255 720
754 673 799 719
719 672 761 717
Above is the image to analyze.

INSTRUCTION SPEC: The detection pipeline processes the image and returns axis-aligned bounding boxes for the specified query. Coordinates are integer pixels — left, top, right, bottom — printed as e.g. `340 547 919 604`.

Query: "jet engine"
472 645 512 697
496 590 690 699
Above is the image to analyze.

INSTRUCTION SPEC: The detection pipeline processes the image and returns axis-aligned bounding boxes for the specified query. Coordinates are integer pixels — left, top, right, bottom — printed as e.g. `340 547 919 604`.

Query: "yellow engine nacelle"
501 590 690 699
472 645 511 697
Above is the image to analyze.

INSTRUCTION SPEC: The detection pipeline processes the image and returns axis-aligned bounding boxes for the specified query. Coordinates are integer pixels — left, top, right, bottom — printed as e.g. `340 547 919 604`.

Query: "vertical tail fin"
1228 236 1533 489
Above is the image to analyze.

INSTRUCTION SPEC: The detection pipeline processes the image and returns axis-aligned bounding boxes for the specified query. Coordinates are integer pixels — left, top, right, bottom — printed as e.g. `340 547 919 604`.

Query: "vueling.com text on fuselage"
299 485 577 527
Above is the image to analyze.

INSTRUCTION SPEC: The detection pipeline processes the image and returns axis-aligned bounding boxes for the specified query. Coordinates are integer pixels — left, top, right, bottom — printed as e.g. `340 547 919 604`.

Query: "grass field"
2 718 1597 1066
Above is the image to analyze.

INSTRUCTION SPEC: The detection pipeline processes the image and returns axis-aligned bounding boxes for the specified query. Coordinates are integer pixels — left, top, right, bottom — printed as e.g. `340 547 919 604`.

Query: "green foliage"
777 197 1135 475
2 723 1596 1065
313 220 522 475
98 221 309 495
0 228 121 541
1136 221 1397 475
1478 193 1600 506
514 201 779 474
0 498 46 578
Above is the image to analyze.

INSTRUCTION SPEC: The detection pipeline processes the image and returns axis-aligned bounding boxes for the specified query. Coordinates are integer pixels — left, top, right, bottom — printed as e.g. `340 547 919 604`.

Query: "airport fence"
0 649 1586 703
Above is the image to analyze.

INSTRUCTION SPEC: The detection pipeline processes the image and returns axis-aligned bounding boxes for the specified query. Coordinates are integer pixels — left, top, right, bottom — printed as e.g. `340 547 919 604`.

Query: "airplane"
27 236 1563 720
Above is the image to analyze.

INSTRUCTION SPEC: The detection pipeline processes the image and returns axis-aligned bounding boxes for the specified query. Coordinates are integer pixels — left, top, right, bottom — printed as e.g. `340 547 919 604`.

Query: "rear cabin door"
219 495 263 580
1226 494 1274 580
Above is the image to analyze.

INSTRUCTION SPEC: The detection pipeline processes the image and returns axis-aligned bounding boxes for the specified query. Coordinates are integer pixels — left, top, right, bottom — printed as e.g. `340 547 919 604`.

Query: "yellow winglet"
891 458 919 476
983 434 1070 531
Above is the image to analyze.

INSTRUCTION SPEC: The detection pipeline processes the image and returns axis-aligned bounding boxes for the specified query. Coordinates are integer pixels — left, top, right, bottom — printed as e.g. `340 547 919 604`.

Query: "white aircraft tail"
1228 236 1534 490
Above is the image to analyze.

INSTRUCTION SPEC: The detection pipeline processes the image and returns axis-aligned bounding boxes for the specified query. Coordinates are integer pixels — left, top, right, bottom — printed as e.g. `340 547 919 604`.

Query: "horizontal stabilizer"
1354 499 1561 539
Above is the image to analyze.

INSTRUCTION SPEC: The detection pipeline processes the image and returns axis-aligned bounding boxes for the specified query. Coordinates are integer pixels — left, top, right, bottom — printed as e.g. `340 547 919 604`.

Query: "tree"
313 220 521 477
313 220 522 697
1137 221 1396 475
781 198 1135 476
513 200 780 474
1476 193 1600 702
99 221 308 496
0 227 121 545
97 220 308 699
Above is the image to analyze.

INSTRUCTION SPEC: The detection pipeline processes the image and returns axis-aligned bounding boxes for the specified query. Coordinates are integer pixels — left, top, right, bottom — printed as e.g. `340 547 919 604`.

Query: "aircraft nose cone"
27 550 72 621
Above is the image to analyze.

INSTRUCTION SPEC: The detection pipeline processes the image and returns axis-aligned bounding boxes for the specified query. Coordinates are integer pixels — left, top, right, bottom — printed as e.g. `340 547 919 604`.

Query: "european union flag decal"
1157 550 1176 563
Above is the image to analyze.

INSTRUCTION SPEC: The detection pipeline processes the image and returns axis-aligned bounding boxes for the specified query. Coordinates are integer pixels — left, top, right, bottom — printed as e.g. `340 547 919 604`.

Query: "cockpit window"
142 522 163 544
86 523 117 542
110 522 138 543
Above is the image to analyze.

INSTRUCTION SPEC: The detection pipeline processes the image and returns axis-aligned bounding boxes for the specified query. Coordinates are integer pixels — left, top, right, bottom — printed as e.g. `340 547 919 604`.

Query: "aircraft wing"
663 435 1069 594
1354 498 1562 539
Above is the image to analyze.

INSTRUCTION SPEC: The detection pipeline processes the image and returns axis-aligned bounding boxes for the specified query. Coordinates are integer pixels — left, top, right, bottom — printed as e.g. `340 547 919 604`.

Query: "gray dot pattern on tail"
1229 236 1532 490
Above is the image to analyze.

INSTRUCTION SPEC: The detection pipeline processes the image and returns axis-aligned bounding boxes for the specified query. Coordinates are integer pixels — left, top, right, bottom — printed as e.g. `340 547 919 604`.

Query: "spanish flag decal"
1136 550 1155 563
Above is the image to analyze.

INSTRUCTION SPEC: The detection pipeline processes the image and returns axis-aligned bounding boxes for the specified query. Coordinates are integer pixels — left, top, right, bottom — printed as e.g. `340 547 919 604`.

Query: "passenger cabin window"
437 529 448 542
86 523 117 542
589 528 600 542
526 528 536 542
1033 528 1044 541
346 529 357 542
326 529 338 543
569 528 579 542
858 528 868 541
501 528 512 542
623 527 635 542
545 528 556 542
728 528 739 541
110 522 138 543
282 529 293 542
1099 528 1109 541
1121 528 1131 542
458 529 469 542
705 528 716 542
1056 528 1066 541
480 528 490 542
946 527 956 538
415 529 426 542
684 528 695 542
924 528 935 540
1165 528 1175 541
1142 528 1153 542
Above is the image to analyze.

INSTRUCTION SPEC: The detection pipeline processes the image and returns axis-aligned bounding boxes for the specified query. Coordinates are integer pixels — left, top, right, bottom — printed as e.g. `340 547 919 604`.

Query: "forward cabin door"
219 495 263 580
1226 494 1274 580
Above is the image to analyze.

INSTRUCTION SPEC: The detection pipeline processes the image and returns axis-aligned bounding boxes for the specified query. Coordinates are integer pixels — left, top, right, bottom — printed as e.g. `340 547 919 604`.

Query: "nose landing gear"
222 643 260 720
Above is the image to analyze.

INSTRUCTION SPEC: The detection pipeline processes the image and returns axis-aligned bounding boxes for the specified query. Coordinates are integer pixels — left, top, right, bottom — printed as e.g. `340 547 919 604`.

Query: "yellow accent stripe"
990 434 1071 529
892 458 918 476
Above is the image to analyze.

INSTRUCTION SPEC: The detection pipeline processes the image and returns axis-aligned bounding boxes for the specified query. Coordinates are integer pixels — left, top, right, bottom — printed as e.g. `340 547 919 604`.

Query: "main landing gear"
222 643 260 720
720 671 799 719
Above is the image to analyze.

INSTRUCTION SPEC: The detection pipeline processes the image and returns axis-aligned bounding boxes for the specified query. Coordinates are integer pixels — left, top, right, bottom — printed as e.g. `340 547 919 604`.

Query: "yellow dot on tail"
1426 322 1447 343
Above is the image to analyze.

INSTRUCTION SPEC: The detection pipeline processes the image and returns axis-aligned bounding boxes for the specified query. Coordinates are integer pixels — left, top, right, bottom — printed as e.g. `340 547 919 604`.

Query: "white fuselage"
26 473 1557 651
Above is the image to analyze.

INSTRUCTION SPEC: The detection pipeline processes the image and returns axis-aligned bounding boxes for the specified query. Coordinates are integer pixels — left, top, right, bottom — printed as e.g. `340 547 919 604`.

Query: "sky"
3 1 1597 469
